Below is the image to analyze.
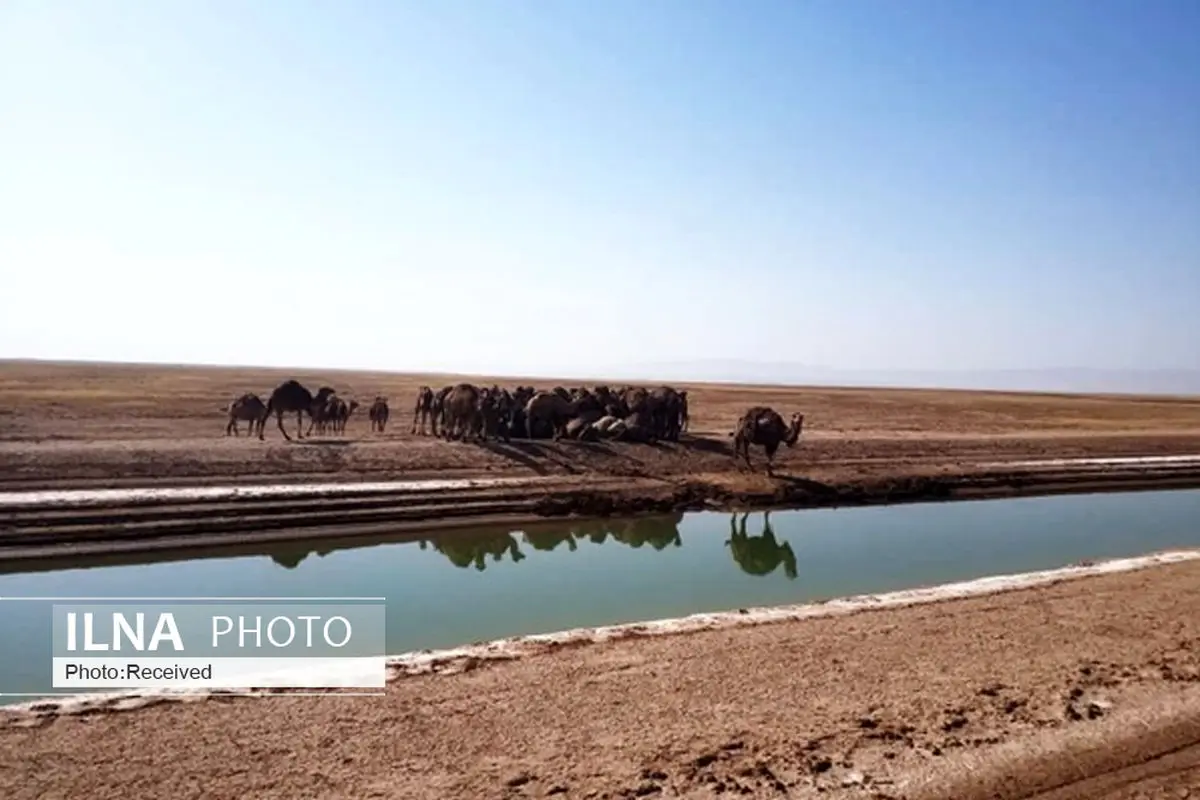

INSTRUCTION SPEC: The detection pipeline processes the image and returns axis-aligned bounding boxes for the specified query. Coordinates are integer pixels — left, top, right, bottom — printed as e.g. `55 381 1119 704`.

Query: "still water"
3 489 1200 700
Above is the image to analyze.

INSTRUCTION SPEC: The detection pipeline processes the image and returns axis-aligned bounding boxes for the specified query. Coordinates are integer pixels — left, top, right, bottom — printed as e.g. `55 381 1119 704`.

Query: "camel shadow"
677 434 734 456
477 441 552 475
478 440 582 475
769 474 838 495
634 434 731 456
290 439 354 448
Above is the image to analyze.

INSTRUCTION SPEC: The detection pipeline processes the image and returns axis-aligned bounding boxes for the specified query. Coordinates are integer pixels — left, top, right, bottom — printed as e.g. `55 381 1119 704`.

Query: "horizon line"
2 356 1198 399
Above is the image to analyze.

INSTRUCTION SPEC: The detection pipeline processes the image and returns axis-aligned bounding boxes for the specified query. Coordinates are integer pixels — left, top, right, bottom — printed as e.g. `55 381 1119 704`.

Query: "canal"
2 488 1200 700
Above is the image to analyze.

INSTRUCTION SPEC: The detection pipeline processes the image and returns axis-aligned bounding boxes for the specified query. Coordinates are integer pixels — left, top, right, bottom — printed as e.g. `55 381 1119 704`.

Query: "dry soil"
3 558 1200 799
4 359 1200 493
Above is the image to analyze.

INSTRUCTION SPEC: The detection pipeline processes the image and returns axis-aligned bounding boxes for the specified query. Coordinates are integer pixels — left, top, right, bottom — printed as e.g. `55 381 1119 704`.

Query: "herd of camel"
225 379 806 473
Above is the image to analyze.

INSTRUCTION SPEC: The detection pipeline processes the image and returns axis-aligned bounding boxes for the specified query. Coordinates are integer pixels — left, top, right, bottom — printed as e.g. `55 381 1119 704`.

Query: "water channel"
2 488 1200 700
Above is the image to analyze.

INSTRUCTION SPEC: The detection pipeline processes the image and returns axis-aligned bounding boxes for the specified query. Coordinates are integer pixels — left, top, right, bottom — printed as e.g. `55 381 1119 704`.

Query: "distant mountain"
589 361 1200 395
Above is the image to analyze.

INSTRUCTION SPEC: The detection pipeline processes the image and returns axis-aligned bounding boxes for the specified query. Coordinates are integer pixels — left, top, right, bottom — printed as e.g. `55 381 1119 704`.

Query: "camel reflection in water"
262 508 795 578
417 512 684 571
269 545 336 569
418 531 526 571
726 511 798 580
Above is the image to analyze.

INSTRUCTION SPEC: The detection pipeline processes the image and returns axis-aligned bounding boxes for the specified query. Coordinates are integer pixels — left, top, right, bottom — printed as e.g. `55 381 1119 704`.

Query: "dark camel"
369 396 389 433
411 386 435 435
225 392 268 438
261 380 336 441
731 406 805 475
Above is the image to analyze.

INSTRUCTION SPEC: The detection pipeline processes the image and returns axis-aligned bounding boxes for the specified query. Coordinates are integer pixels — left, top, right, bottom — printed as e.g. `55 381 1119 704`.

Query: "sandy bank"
4 553 1200 798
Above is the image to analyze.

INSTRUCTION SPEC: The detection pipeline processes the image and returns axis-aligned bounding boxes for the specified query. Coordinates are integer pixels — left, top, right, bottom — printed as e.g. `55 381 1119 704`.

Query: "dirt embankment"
7 362 1200 556
4 557 1200 799
3 360 1200 490
4 361 1200 557
5 462 1200 562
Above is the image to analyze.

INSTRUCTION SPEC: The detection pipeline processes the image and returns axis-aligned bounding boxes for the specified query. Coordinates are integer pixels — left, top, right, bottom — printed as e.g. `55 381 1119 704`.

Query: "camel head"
784 413 805 447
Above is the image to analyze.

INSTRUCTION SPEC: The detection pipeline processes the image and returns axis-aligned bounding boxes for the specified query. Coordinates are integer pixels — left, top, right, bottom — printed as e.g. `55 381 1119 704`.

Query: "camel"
731 406 804 475
302 387 342 437
327 396 358 435
261 380 336 441
430 385 453 437
440 383 482 441
524 391 603 440
564 416 600 441
726 511 798 579
411 386 434 435
225 392 268 438
478 388 514 442
369 396 389 433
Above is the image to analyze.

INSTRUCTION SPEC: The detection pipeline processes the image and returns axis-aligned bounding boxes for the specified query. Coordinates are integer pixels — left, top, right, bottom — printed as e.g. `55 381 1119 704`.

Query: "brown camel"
306 392 337 436
731 406 805 475
411 386 435 435
369 396 389 433
440 383 482 441
225 392 268 438
524 391 592 440
325 396 358 435
430 385 453 437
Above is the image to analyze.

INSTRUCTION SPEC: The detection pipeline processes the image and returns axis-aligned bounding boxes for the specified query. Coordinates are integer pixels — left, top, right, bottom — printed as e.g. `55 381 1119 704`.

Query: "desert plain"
3 359 1200 493
2 360 1200 798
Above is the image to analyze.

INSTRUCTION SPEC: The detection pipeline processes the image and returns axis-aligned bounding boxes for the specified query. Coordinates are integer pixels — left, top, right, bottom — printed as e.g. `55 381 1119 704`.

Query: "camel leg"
273 411 290 442
296 411 305 440
737 440 752 471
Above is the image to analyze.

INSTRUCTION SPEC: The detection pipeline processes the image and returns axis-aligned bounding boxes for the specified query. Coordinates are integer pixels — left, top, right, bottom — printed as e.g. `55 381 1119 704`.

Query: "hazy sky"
2 0 1198 378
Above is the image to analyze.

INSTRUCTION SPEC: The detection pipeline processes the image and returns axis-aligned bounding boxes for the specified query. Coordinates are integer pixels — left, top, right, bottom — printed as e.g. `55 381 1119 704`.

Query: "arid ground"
3 557 1200 799
4 360 1200 556
3 361 1200 797
4 359 1200 489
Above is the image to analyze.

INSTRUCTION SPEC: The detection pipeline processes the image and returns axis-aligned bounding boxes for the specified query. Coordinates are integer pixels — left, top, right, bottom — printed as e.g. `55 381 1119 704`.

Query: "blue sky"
2 0 1198 379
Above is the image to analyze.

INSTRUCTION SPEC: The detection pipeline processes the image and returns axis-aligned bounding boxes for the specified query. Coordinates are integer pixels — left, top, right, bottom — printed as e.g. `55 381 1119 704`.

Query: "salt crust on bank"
0 477 546 508
4 548 1199 722
6 453 1200 507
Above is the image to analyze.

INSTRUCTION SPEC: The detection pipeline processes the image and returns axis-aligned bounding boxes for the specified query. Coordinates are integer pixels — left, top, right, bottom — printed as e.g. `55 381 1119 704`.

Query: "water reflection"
419 530 527 571
564 513 684 550
415 512 685 571
727 511 798 580
0 509 789 579
269 544 335 569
